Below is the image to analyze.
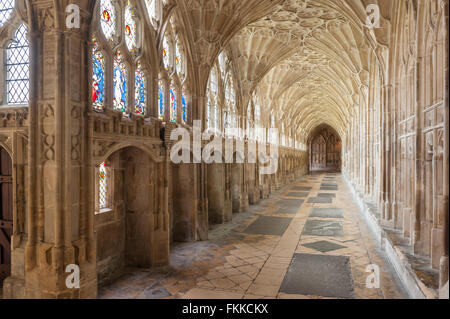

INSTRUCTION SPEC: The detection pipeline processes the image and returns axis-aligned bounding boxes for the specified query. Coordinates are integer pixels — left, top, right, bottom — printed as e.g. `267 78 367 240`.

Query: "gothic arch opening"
309 125 342 171
0 147 12 287
95 146 166 286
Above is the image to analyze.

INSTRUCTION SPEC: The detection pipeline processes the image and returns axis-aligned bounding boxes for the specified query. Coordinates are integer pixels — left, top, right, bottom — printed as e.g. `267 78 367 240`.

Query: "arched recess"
94 146 167 286
308 124 342 171
0 146 12 286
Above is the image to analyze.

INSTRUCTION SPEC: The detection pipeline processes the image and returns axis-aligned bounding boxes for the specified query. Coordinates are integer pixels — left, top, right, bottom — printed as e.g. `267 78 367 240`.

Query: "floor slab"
307 197 333 204
244 216 293 236
302 240 347 253
310 208 344 218
301 219 345 237
98 172 408 300
280 253 354 298
285 192 308 198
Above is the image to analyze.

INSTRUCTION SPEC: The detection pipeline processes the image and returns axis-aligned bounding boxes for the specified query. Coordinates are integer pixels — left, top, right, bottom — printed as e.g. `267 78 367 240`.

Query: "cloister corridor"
0 0 448 302
98 172 408 299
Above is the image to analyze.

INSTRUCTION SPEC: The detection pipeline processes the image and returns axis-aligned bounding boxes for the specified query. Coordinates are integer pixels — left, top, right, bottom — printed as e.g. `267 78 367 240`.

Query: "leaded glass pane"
0 0 14 27
92 37 105 110
175 40 184 79
207 98 212 129
181 94 187 122
158 81 164 120
99 162 108 209
214 103 220 130
162 36 170 70
135 62 146 114
255 102 261 122
125 3 137 52
113 50 128 112
144 0 157 29
169 87 176 122
6 24 29 105
100 0 116 42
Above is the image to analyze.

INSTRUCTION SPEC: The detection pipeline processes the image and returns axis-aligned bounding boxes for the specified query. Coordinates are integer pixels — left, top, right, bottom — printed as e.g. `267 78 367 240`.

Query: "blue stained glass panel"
158 85 164 120
170 88 176 122
92 39 104 109
135 64 146 114
113 51 127 112
182 95 187 122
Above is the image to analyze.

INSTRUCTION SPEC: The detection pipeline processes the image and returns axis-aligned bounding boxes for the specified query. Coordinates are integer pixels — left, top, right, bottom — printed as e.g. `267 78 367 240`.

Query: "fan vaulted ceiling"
224 0 390 138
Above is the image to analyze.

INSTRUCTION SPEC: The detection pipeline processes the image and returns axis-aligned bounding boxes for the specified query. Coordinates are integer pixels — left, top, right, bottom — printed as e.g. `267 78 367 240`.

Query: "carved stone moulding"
0 108 29 128
91 110 161 139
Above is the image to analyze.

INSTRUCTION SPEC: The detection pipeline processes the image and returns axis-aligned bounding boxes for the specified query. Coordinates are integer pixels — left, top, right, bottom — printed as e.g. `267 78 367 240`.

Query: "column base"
2 276 25 299
439 255 449 290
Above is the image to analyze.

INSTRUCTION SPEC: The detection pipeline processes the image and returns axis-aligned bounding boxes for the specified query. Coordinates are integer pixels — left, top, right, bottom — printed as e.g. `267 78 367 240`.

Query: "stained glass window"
91 37 105 110
162 36 170 70
207 98 212 129
255 102 261 123
124 2 136 52
100 0 116 42
169 86 177 122
181 94 187 122
135 62 146 114
158 81 164 120
113 50 128 112
210 70 217 94
99 162 108 209
0 0 14 27
175 40 184 78
144 0 157 29
218 51 227 75
214 102 220 130
6 24 29 105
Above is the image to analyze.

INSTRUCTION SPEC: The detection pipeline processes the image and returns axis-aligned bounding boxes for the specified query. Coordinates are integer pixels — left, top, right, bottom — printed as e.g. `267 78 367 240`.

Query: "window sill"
95 207 113 215
0 104 28 110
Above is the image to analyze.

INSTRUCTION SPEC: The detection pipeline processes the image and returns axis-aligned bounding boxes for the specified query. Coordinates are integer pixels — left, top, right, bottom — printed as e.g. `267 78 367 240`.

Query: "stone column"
24 1 96 298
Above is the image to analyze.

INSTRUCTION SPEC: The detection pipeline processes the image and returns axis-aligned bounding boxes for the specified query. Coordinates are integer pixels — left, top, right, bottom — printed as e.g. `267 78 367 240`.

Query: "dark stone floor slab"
317 193 336 198
307 197 333 204
285 192 308 198
292 186 312 191
280 253 354 298
301 219 344 237
321 183 338 187
320 187 338 191
244 216 292 236
278 199 304 207
310 208 344 218
302 240 347 253
275 206 300 214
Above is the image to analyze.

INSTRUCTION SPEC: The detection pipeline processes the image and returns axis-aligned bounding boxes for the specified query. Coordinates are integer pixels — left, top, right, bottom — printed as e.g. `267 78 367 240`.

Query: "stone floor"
98 172 408 299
